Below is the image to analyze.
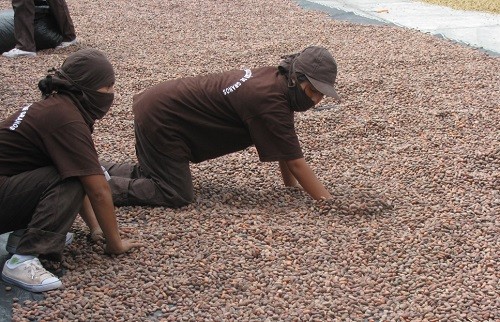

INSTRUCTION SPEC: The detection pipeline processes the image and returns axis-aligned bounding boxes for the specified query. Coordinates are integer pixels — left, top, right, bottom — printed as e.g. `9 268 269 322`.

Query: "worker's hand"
105 239 143 255
90 228 104 242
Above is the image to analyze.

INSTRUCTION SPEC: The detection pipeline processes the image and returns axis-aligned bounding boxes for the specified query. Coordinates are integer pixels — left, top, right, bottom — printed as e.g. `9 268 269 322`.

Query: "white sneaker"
2 257 62 292
6 230 74 254
55 38 78 49
2 48 37 58
65 232 74 245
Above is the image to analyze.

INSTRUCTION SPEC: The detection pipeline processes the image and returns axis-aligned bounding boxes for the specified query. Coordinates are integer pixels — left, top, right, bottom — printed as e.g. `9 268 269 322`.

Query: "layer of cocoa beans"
1 0 498 321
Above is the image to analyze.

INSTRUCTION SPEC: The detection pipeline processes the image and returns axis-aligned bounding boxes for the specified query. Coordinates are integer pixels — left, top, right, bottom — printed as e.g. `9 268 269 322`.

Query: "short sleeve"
42 122 102 179
246 111 303 162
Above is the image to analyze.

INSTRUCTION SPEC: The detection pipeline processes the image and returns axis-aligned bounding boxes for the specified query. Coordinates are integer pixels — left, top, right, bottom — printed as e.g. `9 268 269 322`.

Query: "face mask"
81 90 114 120
289 84 315 112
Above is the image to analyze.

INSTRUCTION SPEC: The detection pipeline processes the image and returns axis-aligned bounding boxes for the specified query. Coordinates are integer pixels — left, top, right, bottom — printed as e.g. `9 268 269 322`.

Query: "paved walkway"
300 0 500 56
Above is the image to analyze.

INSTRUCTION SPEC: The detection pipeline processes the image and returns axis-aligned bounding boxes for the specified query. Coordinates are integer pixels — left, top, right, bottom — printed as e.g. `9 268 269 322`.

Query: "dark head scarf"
38 48 115 131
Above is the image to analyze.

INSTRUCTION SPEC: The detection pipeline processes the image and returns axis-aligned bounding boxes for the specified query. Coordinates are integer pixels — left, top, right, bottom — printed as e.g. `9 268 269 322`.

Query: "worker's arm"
282 158 332 200
79 195 103 241
79 175 141 254
279 160 300 187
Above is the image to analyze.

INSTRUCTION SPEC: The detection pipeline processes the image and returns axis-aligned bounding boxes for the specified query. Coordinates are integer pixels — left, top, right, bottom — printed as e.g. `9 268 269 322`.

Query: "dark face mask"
289 84 315 112
82 89 114 120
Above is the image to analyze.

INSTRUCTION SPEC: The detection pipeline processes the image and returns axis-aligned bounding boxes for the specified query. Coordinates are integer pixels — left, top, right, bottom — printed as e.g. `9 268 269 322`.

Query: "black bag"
0 2 63 53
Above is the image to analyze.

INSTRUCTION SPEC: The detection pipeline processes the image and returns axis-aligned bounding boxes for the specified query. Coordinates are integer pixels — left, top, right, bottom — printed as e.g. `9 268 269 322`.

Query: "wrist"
90 228 104 241
105 239 123 254
91 227 103 235
104 232 122 252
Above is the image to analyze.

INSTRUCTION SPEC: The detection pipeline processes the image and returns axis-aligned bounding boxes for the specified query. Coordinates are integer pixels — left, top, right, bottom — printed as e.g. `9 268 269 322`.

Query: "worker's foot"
55 38 78 49
2 256 62 292
2 48 36 58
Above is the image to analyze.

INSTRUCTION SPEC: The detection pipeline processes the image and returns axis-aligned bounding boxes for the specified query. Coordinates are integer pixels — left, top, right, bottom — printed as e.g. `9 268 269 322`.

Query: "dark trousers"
0 166 84 259
12 0 76 52
102 124 194 208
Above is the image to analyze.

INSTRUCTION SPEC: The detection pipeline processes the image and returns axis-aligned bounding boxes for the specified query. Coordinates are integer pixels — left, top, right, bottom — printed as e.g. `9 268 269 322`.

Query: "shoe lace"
24 259 53 280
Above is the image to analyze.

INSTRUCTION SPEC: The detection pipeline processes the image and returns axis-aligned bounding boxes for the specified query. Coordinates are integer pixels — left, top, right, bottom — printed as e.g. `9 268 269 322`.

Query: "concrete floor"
299 0 500 56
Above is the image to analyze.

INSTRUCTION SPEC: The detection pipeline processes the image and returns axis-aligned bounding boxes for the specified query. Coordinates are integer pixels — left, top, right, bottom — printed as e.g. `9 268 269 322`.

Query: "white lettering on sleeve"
9 104 32 131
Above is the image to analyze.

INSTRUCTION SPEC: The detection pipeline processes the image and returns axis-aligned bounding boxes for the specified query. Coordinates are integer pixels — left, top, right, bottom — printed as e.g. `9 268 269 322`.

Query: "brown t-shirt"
0 94 103 187
133 66 303 163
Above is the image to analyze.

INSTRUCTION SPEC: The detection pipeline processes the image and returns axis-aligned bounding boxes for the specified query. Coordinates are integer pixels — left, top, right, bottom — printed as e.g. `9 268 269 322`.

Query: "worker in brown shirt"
2 0 77 58
0 49 141 292
103 46 339 208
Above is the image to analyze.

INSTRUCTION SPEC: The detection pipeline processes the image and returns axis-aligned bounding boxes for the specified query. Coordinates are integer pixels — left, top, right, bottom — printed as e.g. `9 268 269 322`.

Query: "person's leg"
0 167 60 235
103 125 194 208
104 160 193 208
0 167 84 292
100 161 157 206
0 166 84 258
46 0 76 42
101 162 143 179
17 176 84 259
11 0 36 52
